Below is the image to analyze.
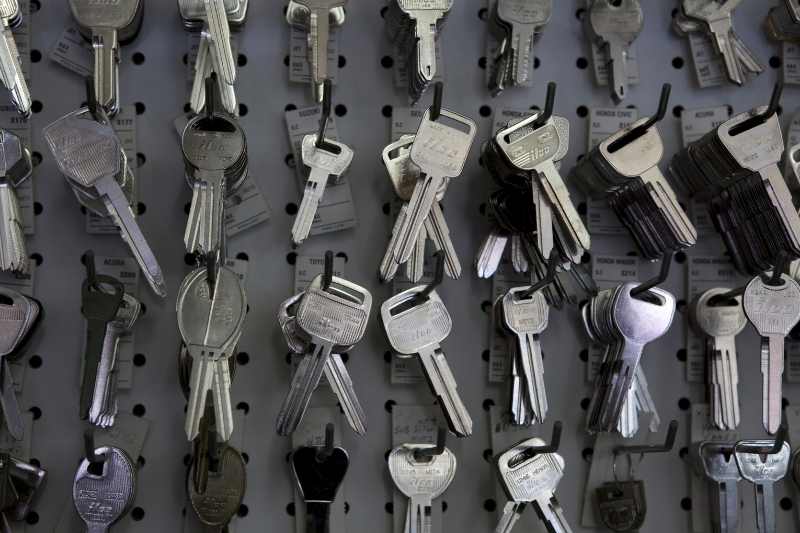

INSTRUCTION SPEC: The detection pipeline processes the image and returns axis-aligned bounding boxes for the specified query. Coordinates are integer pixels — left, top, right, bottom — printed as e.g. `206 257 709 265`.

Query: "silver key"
742 274 800 435
406 224 426 283
292 135 354 244
203 0 236 85
475 229 509 278
43 109 167 297
0 129 31 273
74 446 136 533
397 0 452 92
496 0 551 85
683 0 744 85
699 442 741 533
293 0 346 102
0 1 29 116
382 286 473 437
424 201 462 280
388 444 456 533
589 0 643 104
735 440 790 533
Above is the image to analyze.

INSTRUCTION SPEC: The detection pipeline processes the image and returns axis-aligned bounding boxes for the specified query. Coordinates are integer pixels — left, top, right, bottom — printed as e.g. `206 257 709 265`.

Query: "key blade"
204 0 236 84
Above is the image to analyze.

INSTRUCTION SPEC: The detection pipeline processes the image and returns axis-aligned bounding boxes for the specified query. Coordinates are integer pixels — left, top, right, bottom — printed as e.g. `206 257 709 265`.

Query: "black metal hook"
205 251 218 298
322 251 334 293
315 80 342 155
413 251 445 304
735 421 788 455
608 83 671 153
414 427 447 462
204 74 216 119
528 421 563 455
709 252 789 305
84 77 102 122
531 82 557 130
521 249 560 298
83 250 98 289
613 420 679 457
430 82 443 121
83 428 105 474
630 250 674 299
316 423 336 462
729 79 783 137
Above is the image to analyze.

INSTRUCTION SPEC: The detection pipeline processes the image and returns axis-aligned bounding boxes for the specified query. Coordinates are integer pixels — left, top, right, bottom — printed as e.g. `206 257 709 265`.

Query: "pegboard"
9 0 800 532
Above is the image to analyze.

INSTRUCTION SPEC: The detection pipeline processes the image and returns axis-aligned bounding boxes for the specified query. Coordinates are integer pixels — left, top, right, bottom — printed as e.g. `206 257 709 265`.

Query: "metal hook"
414 427 447 462
735 421 788 455
630 250 674 299
409 252 445 307
708 253 789 305
316 423 336 462
83 250 98 289
315 80 342 155
204 74 216 118
322 251 334 293
729 79 783 137
205 251 218 298
608 83 671 153
521 249 560 298
430 82 444 121
83 427 105 473
85 77 102 122
531 82 557 130
613 420 679 457
528 421 563 455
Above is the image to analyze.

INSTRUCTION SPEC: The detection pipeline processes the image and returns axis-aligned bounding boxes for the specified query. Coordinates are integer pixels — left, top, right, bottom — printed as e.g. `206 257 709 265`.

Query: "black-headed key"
292 445 349 533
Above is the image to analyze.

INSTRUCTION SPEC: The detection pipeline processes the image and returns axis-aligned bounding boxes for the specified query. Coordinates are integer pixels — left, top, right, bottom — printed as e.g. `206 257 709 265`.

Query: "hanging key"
292 440 349 533
589 0 643 104
734 440 790 533
73 446 136 533
0 1 29 116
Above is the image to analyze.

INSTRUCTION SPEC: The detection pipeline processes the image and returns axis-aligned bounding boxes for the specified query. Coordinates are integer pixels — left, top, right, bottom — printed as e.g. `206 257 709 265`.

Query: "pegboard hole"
575 8 586 20
780 498 793 511
284 153 295 168
675 251 687 264
478 8 488 20
133 353 146 368
483 449 493 462
242 452 249 464
384 502 393 514
582 448 594 462
24 512 38 525
534 57 540 69
238 54 247 67
286 252 298 265
239 104 248 117
132 53 145 65
236 402 250 415
28 406 40 420
236 352 250 365
579 349 588 362
482 399 495 411
478 57 487 69
482 349 490 362
382 202 391 215
479 105 492 118
676 349 687 362
576 57 589 70
384 400 396 413
237 504 249 517
28 355 42 369
680 498 692 511
338 56 346 68
283 55 290 67
236 252 249 262
580 398 591 410
31 152 42 167
672 57 685 69
382 105 393 118
679 446 689 460
31 101 42 114
673 105 684 119
29 253 42 267
480 300 492 313
137 153 146 167
335 252 349 263
285 103 297 112
381 56 394 69
136 202 146 215
131 507 145 520
132 404 146 417
383 351 392 363
770 56 782 69
30 50 41 63
30 0 40 12
286 502 296 516
335 104 347 117
33 202 43 215
134 102 145 115
678 397 691 411
483 499 496 512
285 203 299 216
581 252 591 265
137 456 146 468
577 105 589 118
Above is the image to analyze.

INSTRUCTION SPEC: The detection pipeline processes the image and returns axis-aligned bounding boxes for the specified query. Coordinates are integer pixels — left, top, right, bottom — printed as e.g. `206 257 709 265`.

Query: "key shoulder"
742 275 800 336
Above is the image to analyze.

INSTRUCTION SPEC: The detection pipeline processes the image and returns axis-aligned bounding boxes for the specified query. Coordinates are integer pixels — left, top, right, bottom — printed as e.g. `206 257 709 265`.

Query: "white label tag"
585 255 639 381
784 41 800 85
585 108 638 236
293 254 346 294
391 405 445 533
224 175 272 237
48 26 93 77
284 106 358 237
289 26 339 85
685 256 746 383
86 105 139 234
291 407 348 533
390 107 425 141
687 32 726 88
488 261 529 383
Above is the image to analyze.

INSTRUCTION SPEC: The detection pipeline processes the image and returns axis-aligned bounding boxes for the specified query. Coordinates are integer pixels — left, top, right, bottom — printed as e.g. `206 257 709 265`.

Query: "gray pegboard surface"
12 0 800 532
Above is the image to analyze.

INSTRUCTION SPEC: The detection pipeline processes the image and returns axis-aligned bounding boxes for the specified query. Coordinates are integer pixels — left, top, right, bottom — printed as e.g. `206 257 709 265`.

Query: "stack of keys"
766 0 800 42
79 257 141 429
493 286 550 426
180 0 248 115
487 0 552 96
181 78 248 256
585 0 643 104
494 437 573 533
0 454 46 527
582 282 675 435
388 443 456 533
277 287 367 436
286 0 346 102
68 0 144 116
672 0 763 86
43 107 167 298
669 86 800 275
572 85 697 260
73 446 136 533
696 442 741 533
178 260 247 443
275 270 371 436
384 0 453 102
0 288 41 441
689 288 746 431
383 89 476 274
378 134 461 283
734 439 791 533
381 282 473 437
0 0 30 116
0 129 32 273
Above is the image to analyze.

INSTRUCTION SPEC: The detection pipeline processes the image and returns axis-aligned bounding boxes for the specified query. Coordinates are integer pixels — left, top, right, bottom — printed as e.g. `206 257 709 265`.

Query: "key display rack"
6 0 800 531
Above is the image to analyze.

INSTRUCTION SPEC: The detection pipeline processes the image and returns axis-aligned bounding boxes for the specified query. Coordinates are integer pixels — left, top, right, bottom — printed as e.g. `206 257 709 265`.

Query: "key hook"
530 82 557 130
315 80 342 155
430 82 444 121
709 251 790 305
630 250 674 299
729 79 783 137
322 251 334 293
521 249 560 298
204 74 216 118
316 423 336 462
608 84 671 154
413 427 447 462
528 421 563 455
83 250 98 290
83 427 105 474
412 251 446 305
735 420 788 455
613 420 679 457
84 77 103 123
205 251 219 298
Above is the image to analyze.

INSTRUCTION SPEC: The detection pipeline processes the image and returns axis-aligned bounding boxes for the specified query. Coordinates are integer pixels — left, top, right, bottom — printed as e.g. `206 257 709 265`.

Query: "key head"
73 446 136 530
743 274 800 337
0 288 31 357
82 275 124 323
502 287 548 336
0 1 20 21
182 115 246 173
383 135 420 200
693 288 747 339
699 442 742 482
495 114 569 171
295 278 371 348
495 437 564 502
611 283 676 346
397 0 453 14
717 107 783 172
387 445 457 500
410 109 476 179
188 446 247 527
69 0 141 30
497 0 551 26
589 0 643 42
278 293 311 354
292 446 349 502
44 108 122 189
599 117 664 177
734 441 790 483
301 135 353 177
293 0 347 10
176 266 247 358
682 0 743 21
0 130 32 187
595 480 647 532
381 286 452 355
